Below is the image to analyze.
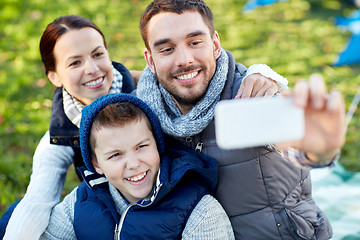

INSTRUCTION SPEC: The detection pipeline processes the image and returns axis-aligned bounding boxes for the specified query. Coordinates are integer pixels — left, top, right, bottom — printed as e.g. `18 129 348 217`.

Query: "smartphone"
215 96 304 149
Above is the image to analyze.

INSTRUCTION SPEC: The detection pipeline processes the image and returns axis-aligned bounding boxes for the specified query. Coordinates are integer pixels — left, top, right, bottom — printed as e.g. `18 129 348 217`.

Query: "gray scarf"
137 49 228 137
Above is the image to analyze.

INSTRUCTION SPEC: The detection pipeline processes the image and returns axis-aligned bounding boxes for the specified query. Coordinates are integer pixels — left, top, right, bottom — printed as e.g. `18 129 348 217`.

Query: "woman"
1 15 135 239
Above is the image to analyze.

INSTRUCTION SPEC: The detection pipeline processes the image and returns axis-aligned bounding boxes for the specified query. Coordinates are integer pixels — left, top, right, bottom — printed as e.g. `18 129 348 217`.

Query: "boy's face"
47 27 113 106
92 118 160 203
144 11 221 114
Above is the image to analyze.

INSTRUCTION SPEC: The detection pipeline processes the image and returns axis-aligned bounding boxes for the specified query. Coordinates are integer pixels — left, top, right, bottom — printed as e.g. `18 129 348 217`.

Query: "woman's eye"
69 61 81 67
93 52 104 58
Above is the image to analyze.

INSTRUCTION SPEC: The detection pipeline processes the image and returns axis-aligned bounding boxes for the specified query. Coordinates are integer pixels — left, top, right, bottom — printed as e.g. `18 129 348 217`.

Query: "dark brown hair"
90 102 152 160
39 15 106 74
139 0 215 50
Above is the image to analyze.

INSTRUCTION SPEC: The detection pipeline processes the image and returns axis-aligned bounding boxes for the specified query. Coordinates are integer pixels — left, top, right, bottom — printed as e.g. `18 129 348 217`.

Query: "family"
1 0 346 239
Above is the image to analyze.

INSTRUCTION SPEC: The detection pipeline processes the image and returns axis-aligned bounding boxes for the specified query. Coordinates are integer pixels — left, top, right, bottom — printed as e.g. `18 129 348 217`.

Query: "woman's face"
47 27 113 106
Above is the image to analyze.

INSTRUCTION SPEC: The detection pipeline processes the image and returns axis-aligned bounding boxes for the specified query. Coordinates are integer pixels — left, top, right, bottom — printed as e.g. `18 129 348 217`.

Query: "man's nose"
175 46 194 67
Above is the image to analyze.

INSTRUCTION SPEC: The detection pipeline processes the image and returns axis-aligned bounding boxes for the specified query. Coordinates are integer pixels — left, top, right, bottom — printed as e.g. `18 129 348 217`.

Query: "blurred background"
0 0 359 238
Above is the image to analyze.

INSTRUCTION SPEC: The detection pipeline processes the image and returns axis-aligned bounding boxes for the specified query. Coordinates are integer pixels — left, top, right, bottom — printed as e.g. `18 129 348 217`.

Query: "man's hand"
235 73 278 99
277 74 346 162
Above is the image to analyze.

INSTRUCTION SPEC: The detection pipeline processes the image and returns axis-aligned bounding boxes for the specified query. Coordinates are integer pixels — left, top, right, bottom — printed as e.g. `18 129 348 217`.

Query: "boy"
40 93 234 239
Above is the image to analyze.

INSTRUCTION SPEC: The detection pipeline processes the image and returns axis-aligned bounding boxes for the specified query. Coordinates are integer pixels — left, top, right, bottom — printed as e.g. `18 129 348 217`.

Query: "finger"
240 77 256 98
250 78 266 97
257 84 278 97
309 74 326 110
327 90 346 135
326 90 345 115
293 80 309 108
280 89 292 97
235 82 245 99
274 139 300 151
327 90 347 147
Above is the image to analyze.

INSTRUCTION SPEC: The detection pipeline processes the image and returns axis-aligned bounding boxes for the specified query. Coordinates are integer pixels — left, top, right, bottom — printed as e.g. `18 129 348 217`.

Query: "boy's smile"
92 118 160 203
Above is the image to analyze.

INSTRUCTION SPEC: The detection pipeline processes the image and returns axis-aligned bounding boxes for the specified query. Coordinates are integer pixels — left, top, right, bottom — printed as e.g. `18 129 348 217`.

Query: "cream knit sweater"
3 131 74 239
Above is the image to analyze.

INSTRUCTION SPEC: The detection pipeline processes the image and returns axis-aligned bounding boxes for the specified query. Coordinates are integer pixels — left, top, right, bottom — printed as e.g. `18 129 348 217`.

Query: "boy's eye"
109 152 121 159
137 144 148 150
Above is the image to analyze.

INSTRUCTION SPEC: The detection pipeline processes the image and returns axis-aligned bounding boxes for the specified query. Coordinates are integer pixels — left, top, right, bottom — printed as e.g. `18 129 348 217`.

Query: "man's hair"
90 102 152 161
139 0 215 50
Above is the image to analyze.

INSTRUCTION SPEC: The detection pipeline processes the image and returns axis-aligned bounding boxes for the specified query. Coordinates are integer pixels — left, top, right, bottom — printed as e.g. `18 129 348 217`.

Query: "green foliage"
0 0 359 217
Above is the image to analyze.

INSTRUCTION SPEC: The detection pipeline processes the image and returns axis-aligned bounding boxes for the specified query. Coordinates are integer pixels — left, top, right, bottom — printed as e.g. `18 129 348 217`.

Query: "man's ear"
144 48 156 74
92 158 104 175
47 71 63 87
213 31 222 60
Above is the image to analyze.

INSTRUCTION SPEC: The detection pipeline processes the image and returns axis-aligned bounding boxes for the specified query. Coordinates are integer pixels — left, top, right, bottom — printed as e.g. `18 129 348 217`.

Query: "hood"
79 93 165 173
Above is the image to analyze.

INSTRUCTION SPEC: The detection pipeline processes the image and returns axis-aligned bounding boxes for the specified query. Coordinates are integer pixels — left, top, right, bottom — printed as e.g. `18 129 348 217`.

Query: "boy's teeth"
85 77 103 86
177 72 198 80
127 172 147 182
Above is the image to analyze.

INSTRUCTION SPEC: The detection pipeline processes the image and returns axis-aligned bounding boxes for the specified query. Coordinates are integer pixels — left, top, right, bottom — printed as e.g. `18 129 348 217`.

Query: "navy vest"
167 51 332 239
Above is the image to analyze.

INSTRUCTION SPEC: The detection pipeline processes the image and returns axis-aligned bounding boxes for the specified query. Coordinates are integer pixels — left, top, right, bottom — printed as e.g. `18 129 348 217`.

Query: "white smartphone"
215 97 304 149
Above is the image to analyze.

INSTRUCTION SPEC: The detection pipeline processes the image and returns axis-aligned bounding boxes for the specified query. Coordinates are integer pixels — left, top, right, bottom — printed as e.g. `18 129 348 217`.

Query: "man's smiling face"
144 11 221 114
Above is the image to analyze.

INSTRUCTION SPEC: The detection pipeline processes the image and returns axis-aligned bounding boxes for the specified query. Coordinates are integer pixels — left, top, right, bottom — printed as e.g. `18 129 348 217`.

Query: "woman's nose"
84 59 100 75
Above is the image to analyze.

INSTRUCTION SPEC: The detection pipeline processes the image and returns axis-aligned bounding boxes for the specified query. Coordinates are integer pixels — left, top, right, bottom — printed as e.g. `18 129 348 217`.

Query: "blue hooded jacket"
74 93 218 239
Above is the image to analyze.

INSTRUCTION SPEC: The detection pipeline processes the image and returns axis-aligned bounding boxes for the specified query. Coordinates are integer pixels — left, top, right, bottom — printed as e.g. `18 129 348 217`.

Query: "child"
39 93 235 239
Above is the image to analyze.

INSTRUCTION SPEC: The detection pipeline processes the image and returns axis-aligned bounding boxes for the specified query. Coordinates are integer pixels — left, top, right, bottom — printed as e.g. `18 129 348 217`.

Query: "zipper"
114 224 119 240
115 183 163 239
195 141 203 152
116 204 134 240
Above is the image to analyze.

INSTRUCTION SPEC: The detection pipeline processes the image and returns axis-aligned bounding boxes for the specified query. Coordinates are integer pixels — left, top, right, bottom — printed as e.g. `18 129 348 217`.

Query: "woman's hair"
90 102 152 161
139 0 215 50
39 15 106 74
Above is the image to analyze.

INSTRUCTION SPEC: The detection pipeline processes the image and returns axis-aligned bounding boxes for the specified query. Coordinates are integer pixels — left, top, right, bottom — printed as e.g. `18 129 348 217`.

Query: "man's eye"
190 40 202 46
160 47 173 54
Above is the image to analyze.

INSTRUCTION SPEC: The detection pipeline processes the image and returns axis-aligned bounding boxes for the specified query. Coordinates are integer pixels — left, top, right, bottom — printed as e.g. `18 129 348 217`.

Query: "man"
136 0 345 239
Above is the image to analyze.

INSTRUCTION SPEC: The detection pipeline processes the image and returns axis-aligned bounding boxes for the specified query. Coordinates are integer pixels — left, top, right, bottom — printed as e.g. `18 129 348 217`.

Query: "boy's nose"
126 157 141 170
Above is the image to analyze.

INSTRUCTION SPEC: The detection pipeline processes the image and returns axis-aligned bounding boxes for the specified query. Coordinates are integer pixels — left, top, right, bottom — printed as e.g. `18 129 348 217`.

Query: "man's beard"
156 64 211 106
170 89 205 106
155 74 209 107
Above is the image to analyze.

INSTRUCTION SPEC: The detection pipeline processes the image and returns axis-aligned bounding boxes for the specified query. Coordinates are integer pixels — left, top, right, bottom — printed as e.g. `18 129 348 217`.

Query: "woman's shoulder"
111 61 136 93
